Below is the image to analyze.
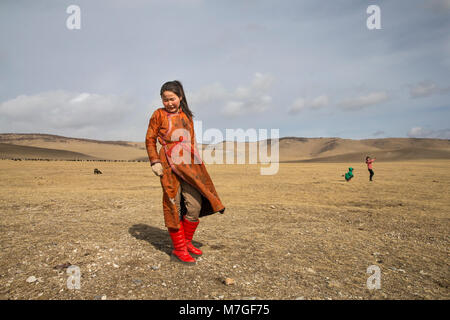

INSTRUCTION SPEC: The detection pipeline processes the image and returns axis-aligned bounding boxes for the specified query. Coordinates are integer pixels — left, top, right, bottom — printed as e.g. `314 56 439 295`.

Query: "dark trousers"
368 169 374 181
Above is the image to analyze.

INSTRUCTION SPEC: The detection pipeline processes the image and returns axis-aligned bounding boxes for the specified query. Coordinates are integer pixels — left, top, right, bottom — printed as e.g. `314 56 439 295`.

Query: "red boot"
182 219 203 256
168 225 196 264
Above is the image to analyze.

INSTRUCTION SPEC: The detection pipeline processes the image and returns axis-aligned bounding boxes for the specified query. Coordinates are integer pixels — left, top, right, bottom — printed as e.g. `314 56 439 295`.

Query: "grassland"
0 160 449 300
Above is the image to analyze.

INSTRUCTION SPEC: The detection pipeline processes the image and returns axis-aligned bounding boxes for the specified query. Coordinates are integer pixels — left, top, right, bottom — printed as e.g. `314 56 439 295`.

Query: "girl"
145 80 225 264
365 156 376 181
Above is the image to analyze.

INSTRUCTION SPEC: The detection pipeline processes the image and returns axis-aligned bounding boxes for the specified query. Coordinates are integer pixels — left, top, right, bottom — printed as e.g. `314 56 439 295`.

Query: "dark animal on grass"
94 168 102 174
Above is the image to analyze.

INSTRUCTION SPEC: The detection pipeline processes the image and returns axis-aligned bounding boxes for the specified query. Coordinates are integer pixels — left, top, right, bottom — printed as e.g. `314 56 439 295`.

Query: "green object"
345 167 354 181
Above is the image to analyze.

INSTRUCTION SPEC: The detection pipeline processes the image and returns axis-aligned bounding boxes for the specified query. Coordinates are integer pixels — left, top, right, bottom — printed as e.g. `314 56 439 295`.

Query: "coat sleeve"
145 110 161 165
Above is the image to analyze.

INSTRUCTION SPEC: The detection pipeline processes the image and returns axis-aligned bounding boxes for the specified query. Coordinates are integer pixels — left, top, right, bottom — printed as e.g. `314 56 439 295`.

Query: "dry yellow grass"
0 159 449 300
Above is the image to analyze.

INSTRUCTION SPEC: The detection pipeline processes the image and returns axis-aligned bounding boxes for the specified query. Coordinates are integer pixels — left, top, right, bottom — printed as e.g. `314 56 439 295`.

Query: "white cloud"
0 90 136 135
310 95 329 109
221 72 274 117
188 82 228 107
427 0 450 10
409 81 450 98
288 98 306 114
188 72 274 118
407 126 450 139
338 91 389 111
70 93 91 103
410 81 438 98
223 101 245 117
288 95 329 114
373 130 385 137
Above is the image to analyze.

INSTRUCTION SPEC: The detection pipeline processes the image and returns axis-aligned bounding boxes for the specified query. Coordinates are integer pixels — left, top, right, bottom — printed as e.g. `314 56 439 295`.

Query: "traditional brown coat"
145 108 225 229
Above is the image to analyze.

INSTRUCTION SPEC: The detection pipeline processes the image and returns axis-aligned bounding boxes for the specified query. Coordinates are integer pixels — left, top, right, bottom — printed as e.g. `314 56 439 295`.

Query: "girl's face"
161 90 182 113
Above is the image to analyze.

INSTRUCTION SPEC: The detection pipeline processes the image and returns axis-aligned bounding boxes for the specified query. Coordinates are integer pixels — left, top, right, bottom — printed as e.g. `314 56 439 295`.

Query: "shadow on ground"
128 224 203 256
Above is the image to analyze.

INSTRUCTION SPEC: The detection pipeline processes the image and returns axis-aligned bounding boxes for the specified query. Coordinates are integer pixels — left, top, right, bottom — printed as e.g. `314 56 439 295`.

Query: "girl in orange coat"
145 80 225 264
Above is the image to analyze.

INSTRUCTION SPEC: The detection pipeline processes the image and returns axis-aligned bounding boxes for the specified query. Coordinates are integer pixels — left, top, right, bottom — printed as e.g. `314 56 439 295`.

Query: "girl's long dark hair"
160 80 193 119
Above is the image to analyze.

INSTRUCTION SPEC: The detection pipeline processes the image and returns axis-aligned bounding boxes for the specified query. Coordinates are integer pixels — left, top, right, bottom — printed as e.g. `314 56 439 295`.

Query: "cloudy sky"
1 0 449 142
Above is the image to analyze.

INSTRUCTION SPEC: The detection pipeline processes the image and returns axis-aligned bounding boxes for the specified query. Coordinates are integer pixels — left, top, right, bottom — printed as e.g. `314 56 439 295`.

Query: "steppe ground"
0 159 448 300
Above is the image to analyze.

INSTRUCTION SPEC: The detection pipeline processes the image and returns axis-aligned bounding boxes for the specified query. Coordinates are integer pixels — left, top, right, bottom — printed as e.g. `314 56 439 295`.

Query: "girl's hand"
151 163 164 176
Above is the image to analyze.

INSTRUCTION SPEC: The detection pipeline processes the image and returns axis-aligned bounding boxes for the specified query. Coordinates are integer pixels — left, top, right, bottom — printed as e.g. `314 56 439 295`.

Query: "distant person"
145 80 225 265
344 167 354 182
365 156 376 181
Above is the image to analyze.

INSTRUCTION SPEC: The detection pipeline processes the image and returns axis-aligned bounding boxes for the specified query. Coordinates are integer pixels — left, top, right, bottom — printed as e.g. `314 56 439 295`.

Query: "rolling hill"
0 133 449 162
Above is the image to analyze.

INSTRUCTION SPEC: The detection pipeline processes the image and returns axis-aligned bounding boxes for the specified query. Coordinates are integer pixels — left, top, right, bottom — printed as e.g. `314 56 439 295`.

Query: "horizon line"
1 132 449 144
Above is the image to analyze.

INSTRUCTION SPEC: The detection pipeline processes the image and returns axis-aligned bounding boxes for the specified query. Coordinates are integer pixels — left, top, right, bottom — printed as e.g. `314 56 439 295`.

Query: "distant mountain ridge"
0 133 449 162
0 133 139 147
0 143 99 160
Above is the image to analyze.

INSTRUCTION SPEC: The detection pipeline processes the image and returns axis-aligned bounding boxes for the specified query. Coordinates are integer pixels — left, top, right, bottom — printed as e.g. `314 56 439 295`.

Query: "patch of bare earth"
0 160 448 300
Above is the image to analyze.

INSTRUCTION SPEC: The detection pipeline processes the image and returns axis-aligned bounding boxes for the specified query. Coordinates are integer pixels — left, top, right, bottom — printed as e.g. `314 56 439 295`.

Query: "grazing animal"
94 168 102 174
